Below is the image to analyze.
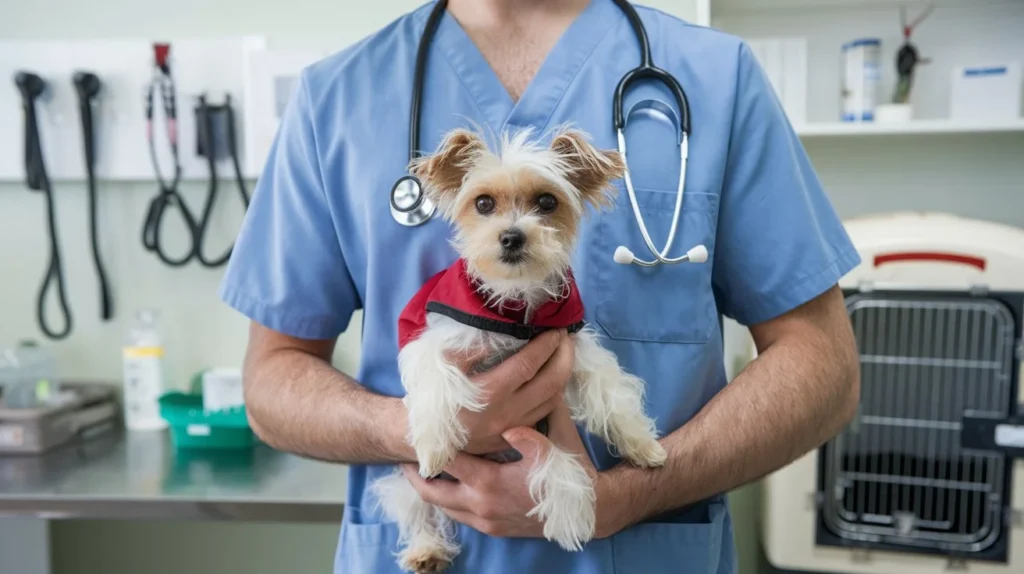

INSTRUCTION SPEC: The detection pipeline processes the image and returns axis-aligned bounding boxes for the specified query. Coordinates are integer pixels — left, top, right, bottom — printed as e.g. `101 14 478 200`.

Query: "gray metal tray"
0 383 119 454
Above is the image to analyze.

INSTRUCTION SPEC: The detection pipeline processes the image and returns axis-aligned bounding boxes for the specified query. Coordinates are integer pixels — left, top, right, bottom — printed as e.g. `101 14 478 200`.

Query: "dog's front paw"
399 545 453 573
526 448 596 552
414 442 456 478
545 502 596 553
603 411 666 469
407 417 465 478
623 438 667 469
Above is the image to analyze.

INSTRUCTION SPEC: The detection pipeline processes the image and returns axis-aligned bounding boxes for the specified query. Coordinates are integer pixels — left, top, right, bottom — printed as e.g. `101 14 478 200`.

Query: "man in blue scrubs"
219 0 862 572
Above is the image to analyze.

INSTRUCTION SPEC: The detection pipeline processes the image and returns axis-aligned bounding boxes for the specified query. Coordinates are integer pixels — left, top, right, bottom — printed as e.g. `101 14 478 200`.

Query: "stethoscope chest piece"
390 175 437 227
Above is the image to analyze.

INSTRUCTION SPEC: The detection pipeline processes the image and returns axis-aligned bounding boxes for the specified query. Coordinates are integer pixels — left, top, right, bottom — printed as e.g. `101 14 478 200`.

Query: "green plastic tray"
158 390 255 450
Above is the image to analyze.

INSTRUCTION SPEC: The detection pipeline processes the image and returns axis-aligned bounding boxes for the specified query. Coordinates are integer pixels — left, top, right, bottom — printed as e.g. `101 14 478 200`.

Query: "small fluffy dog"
370 126 666 573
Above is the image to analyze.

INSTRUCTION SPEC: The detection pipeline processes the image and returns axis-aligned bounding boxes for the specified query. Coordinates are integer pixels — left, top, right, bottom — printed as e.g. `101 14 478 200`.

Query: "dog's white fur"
370 126 666 573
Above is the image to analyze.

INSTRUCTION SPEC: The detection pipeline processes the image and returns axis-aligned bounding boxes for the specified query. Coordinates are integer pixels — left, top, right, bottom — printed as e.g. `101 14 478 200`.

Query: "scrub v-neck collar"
430 0 617 138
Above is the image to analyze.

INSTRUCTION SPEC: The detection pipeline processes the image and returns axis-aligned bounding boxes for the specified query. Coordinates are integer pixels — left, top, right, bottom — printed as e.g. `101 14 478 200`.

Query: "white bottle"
122 309 168 431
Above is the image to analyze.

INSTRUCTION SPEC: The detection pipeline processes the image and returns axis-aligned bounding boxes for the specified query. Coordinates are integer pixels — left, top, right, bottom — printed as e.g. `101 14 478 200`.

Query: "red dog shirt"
397 258 586 349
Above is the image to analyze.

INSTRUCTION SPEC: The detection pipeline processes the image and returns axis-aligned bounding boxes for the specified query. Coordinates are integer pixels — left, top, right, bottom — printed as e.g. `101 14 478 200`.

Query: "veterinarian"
218 0 862 572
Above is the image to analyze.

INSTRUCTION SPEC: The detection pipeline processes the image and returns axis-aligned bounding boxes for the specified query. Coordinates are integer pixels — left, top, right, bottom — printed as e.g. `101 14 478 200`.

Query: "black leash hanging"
15 71 72 340
73 71 113 322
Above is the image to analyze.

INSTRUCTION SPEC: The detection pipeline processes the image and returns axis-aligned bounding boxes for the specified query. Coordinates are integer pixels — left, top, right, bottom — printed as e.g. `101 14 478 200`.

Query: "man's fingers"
438 508 517 539
501 426 551 464
437 507 485 530
508 335 574 413
520 394 559 429
545 397 587 452
439 452 496 486
485 329 565 396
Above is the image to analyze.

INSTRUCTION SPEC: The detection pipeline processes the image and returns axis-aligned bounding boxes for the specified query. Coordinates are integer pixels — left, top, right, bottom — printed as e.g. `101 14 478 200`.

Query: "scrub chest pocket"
593 186 719 344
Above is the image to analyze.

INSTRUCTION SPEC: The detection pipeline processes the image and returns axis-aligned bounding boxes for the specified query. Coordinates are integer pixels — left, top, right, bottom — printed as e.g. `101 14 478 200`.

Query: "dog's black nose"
499 229 526 251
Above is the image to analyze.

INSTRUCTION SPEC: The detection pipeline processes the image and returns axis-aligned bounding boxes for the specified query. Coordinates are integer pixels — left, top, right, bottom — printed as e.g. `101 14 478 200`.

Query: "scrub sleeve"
218 74 360 340
712 43 861 325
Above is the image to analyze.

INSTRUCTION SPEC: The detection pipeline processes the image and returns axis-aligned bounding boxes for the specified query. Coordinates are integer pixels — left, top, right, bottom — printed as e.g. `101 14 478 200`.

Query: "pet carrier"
760 212 1024 573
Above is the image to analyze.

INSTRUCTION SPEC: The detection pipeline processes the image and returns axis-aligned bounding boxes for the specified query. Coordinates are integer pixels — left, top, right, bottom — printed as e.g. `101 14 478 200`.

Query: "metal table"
0 429 348 523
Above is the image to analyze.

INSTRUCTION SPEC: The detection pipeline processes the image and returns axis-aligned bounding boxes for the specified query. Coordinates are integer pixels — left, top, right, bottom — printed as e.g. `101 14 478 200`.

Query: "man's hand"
403 399 608 540
451 329 576 455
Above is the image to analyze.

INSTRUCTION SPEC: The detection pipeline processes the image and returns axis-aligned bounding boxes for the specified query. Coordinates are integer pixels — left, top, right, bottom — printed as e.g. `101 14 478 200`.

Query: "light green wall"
50 521 339 574
2 1 766 573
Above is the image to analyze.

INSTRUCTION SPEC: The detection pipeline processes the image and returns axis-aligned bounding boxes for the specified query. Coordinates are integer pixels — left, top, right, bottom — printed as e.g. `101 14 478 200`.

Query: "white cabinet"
707 0 1024 135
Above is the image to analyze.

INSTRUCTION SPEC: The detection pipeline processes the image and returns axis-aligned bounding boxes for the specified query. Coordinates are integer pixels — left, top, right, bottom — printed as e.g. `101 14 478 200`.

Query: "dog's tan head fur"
410 126 624 302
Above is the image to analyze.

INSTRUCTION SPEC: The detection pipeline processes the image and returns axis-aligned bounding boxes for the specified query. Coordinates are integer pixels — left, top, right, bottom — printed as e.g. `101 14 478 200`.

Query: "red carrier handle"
873 251 987 271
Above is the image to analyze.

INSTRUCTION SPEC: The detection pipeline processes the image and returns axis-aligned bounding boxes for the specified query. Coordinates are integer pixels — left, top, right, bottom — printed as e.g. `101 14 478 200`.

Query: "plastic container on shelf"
157 371 256 450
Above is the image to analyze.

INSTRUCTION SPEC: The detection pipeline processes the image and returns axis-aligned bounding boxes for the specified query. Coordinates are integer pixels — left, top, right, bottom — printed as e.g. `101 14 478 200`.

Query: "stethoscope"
390 0 707 268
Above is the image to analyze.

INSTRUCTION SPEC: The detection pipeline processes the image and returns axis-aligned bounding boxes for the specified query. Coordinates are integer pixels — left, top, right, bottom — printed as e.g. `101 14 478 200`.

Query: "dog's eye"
536 193 558 213
475 195 495 215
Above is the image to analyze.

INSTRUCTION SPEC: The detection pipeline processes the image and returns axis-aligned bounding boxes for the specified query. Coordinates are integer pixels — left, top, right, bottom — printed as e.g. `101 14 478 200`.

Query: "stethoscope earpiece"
613 246 635 265
688 245 709 263
614 244 708 267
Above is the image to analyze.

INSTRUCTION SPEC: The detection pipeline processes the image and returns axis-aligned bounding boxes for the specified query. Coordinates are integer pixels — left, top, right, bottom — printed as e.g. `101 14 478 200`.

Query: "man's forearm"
244 347 415 465
597 296 860 535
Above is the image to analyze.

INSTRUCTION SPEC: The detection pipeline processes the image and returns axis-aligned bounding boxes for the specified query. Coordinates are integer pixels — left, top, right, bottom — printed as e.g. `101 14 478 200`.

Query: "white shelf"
714 0 976 17
794 119 1024 137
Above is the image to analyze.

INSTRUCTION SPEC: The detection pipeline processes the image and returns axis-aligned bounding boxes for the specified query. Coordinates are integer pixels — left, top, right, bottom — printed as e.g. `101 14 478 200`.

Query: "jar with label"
841 38 881 122
122 309 169 431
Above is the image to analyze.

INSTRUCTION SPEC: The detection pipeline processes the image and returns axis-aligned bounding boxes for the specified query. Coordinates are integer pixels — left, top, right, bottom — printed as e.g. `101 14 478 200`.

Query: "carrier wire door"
817 289 1021 562
759 212 1024 574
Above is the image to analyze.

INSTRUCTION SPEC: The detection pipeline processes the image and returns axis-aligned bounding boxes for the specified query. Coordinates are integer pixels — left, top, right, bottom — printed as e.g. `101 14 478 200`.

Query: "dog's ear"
549 128 624 210
409 128 487 210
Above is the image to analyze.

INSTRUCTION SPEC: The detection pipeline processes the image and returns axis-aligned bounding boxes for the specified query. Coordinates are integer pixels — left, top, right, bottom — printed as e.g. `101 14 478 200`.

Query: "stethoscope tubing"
607 0 695 267
617 131 690 266
393 0 702 269
409 0 449 166
388 0 449 226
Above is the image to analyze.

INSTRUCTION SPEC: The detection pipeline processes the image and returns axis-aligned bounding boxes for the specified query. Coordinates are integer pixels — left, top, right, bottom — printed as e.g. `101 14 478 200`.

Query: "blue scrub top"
219 1 861 572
